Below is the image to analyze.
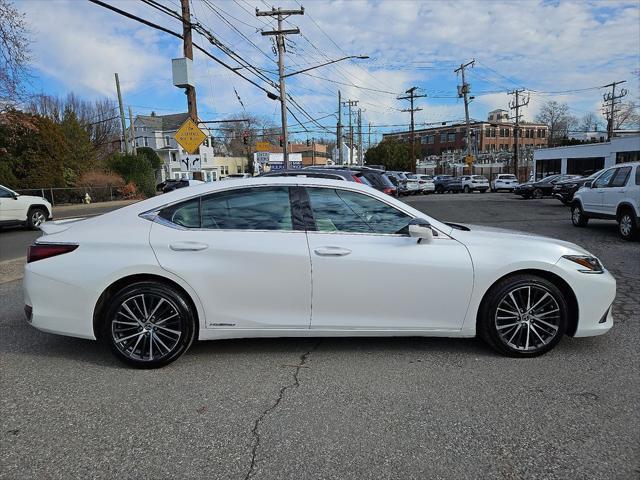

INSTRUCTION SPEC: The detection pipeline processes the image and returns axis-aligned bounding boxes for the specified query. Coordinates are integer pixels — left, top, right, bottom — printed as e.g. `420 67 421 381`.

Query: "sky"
18 0 640 143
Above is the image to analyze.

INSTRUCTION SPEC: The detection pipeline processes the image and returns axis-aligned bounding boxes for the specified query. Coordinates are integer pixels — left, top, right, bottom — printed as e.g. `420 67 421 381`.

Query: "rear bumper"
24 269 96 340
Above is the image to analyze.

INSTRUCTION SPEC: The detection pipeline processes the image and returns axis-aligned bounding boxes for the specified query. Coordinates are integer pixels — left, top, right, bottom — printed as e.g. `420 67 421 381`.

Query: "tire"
463 185 471 193
480 189 486 193
436 186 444 194
617 208 638 241
478 274 568 357
571 203 589 227
491 188 496 193
27 207 48 229
533 188 543 199
103 281 197 368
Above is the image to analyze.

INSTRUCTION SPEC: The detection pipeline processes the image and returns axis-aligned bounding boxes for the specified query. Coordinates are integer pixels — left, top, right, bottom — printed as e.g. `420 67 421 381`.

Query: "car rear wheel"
463 185 470 193
571 203 589 227
478 275 568 357
103 282 196 368
617 209 638 241
27 207 48 229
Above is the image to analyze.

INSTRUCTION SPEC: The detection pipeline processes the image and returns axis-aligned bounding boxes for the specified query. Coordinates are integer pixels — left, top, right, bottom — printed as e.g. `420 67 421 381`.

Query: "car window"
158 198 201 228
0 186 15 198
201 187 293 230
610 166 632 187
636 166 640 186
306 187 411 234
593 168 616 188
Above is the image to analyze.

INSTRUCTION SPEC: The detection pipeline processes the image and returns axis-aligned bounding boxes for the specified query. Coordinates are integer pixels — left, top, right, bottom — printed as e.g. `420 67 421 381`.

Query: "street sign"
255 141 272 152
175 118 207 154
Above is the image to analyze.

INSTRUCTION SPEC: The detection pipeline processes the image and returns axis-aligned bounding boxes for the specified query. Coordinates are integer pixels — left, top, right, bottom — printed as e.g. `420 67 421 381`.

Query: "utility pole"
257 6 304 169
181 0 198 121
397 87 426 173
128 106 137 155
508 88 530 178
368 122 371 151
337 90 343 165
357 108 363 165
342 99 358 164
602 80 627 141
454 60 475 172
114 73 129 154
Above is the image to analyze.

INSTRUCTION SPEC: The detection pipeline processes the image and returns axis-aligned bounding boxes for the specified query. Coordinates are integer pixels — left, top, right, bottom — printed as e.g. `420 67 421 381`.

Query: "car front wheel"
27 207 48 229
571 203 589 227
478 274 568 357
618 209 638 241
533 188 543 199
103 281 197 368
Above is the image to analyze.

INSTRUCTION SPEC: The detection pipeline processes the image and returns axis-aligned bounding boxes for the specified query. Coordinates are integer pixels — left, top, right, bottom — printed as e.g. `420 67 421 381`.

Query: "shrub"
106 153 156 198
77 170 125 188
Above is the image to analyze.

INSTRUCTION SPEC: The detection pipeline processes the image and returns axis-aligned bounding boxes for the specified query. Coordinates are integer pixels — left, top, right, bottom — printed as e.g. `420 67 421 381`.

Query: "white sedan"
24 177 615 368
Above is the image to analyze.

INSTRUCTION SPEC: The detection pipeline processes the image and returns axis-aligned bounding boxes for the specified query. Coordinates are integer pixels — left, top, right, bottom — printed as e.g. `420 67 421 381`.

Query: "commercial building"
382 109 548 162
134 112 248 182
532 135 640 179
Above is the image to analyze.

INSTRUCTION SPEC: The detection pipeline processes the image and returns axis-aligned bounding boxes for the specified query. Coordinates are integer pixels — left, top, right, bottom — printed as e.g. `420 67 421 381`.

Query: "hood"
18 194 51 203
450 223 592 256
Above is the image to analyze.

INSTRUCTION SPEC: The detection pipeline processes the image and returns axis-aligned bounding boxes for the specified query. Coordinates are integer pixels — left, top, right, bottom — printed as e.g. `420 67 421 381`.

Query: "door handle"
169 241 209 251
314 246 352 257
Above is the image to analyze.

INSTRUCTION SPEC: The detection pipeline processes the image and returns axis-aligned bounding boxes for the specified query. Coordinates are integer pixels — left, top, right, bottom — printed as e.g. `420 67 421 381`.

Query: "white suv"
491 174 519 192
0 185 53 229
571 162 640 241
461 175 489 193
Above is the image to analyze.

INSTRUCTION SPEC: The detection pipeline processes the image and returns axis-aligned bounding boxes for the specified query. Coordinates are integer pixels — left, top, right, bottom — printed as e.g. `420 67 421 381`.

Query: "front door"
0 186 20 222
303 186 474 331
149 185 312 330
584 167 616 214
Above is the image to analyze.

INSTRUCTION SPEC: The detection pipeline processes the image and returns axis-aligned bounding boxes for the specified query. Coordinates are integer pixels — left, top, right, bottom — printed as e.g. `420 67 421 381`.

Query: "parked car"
433 175 462 193
514 174 582 199
403 174 422 195
159 179 205 193
552 171 602 205
490 174 519 192
571 162 639 240
460 175 489 193
385 171 409 195
25 177 615 368
416 175 436 194
221 173 252 180
299 166 396 196
0 184 53 229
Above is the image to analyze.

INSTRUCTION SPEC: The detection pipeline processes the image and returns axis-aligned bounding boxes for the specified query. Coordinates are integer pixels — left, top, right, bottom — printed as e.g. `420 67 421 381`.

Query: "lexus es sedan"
24 177 615 368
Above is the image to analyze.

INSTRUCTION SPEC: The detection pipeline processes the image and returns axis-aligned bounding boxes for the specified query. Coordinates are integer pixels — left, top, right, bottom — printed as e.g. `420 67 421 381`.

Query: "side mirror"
583 181 592 188
408 218 434 243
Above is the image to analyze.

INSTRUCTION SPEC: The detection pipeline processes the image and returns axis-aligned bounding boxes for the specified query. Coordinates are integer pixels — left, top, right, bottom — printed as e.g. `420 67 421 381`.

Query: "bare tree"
613 101 640 131
535 100 578 146
579 112 604 132
0 0 31 109
28 93 120 161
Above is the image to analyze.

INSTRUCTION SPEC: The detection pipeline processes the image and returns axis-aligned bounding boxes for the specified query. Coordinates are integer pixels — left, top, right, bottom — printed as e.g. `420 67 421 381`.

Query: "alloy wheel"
111 293 183 362
32 210 46 227
619 214 632 237
494 285 561 352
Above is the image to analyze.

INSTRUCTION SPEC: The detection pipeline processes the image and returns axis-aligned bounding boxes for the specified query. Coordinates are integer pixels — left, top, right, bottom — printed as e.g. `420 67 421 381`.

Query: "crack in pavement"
243 342 320 480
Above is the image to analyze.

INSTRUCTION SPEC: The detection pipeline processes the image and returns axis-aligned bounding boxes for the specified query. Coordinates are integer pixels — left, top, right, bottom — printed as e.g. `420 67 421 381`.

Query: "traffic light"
306 139 310 147
243 135 248 145
279 136 283 147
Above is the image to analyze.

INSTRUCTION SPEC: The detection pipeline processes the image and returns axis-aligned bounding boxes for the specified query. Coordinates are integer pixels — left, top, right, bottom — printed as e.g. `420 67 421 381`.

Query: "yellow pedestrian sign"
174 118 207 154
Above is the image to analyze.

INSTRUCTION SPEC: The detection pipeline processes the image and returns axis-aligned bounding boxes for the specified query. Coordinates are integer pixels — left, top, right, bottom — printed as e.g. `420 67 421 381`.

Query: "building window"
144 137 149 147
535 159 561 179
616 151 640 164
202 153 207 163
171 152 177 163
447 132 456 143
440 133 447 143
164 136 170 147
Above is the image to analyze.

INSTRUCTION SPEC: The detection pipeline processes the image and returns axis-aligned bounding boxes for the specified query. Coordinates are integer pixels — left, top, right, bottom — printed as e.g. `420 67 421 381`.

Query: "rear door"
584 168 616 214
304 186 473 331
604 165 633 216
149 185 312 330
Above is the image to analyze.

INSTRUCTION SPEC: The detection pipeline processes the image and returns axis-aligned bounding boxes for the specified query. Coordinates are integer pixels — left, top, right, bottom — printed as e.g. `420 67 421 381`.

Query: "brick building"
260 142 331 166
382 109 549 161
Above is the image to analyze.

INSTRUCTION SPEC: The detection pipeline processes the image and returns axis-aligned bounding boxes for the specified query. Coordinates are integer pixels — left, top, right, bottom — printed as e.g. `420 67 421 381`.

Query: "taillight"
352 175 364 183
27 243 78 263
383 187 395 195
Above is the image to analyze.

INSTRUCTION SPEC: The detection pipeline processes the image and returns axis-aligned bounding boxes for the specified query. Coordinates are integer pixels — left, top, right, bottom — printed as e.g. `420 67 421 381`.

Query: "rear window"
498 175 516 180
636 166 640 186
610 166 632 188
472 176 487 180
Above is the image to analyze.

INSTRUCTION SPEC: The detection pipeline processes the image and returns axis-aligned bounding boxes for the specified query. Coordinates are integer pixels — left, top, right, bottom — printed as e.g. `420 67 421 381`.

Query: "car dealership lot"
1 192 638 479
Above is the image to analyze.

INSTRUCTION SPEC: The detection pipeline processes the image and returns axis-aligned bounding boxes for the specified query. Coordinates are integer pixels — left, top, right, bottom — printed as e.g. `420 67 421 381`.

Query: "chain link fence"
13 186 128 206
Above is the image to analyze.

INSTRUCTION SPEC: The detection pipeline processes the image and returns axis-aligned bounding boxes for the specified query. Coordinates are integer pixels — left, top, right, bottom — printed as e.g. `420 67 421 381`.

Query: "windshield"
472 176 487 180
498 175 516 179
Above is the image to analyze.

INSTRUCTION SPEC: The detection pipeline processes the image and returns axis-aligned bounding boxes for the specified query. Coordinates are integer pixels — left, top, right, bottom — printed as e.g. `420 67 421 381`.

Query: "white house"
134 112 248 182
533 135 640 180
332 141 360 165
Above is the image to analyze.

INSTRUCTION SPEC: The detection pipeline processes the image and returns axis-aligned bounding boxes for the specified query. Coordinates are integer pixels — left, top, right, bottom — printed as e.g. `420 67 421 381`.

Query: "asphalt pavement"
1 192 638 480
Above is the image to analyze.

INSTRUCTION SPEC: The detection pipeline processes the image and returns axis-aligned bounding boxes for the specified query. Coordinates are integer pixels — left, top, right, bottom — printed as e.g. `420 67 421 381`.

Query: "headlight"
563 255 604 273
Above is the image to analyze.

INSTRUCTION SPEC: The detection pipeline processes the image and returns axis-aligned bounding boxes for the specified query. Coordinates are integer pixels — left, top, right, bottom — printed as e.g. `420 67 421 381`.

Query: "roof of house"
136 112 190 132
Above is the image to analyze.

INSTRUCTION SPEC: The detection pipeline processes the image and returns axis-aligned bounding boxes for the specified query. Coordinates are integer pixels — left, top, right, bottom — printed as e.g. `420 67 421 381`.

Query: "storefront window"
616 151 639 164
535 159 561 180
567 157 605 176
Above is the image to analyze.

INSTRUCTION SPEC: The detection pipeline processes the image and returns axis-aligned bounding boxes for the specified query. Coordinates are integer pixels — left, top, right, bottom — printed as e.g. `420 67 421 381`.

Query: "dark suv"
267 167 396 196
433 175 462 193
